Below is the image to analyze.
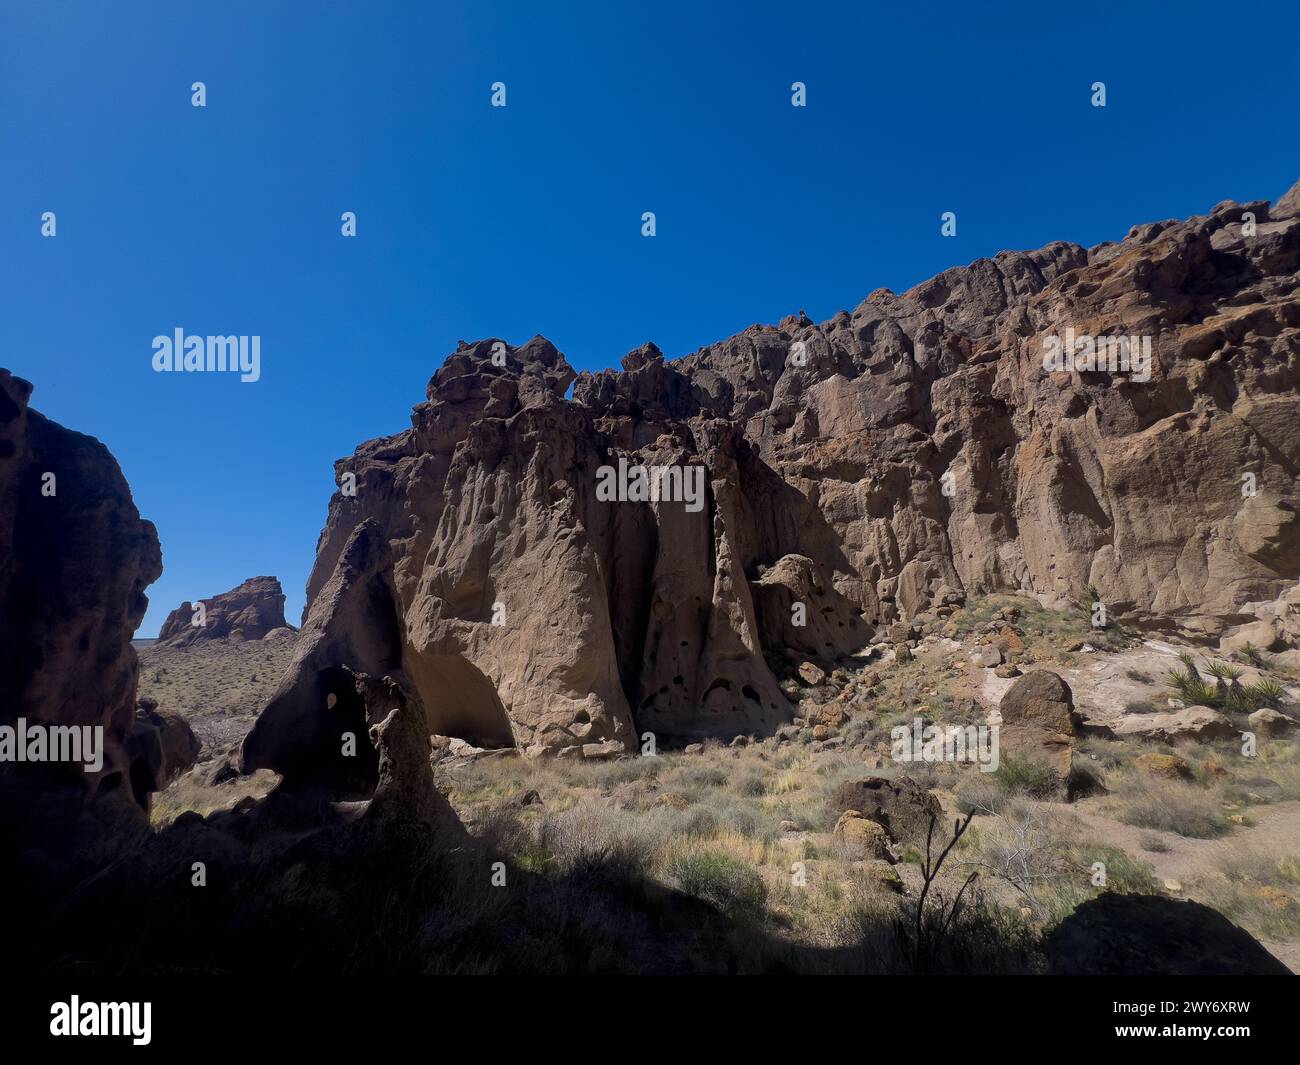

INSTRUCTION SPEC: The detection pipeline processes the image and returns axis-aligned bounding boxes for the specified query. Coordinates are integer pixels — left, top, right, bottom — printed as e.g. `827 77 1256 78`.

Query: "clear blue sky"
2 1 1296 636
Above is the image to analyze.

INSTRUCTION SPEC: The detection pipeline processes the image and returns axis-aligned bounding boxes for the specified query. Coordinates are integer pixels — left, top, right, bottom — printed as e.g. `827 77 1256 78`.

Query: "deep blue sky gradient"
2 0 1296 634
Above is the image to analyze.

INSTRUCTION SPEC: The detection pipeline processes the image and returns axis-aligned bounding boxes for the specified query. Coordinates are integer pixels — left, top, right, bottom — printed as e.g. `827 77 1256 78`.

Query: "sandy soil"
136 632 297 756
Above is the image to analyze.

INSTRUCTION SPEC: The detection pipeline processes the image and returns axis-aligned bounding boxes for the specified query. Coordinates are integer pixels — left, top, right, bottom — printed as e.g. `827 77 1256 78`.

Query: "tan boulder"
1135 753 1193 780
1219 619 1283 654
1113 706 1236 743
832 810 891 861
1247 708 1297 736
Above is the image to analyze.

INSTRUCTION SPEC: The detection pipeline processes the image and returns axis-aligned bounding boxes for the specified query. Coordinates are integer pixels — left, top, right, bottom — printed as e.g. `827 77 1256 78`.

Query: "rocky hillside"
242 180 1300 787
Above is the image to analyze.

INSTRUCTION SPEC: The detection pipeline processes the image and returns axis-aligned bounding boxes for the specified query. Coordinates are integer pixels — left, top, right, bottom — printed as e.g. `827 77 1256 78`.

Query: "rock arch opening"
406 652 515 749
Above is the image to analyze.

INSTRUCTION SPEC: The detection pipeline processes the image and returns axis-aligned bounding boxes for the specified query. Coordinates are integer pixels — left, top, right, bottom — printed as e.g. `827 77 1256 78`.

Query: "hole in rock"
407 652 515 749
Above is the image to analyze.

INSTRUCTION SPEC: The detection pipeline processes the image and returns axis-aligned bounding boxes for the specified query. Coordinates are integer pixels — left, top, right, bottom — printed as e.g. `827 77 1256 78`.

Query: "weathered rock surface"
832 809 892 861
995 670 1079 798
0 369 162 818
157 576 291 647
245 179 1300 766
1113 705 1237 743
1247 707 1297 736
830 775 942 846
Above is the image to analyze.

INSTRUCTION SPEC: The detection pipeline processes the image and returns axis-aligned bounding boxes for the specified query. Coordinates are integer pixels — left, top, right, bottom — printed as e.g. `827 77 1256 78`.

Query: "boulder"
1135 752 1192 780
996 670 1079 799
1247 708 1297 736
797 661 827 687
1113 706 1236 743
1046 894 1289 975
832 810 891 861
133 704 201 787
0 369 162 823
1219 618 1283 654
830 775 942 846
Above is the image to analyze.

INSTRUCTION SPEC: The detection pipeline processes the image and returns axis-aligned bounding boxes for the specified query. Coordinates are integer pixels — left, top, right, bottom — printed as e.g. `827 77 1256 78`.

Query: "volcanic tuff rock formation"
0 369 162 819
157 576 292 647
244 180 1300 779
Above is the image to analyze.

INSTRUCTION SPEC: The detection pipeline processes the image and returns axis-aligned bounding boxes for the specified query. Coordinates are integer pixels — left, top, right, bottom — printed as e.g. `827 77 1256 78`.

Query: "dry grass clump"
1110 776 1230 838
1186 845 1300 940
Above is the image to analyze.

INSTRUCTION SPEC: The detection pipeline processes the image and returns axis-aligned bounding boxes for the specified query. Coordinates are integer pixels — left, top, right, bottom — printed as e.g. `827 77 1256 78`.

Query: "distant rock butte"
243 180 1300 787
157 576 292 647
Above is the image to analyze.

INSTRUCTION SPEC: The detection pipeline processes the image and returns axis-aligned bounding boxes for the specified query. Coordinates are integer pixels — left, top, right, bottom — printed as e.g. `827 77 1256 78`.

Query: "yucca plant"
1202 660 1232 704
1237 641 1267 668
1077 582 1107 629
1177 652 1201 680
1167 667 1218 708
1218 663 1248 711
1245 678 1286 710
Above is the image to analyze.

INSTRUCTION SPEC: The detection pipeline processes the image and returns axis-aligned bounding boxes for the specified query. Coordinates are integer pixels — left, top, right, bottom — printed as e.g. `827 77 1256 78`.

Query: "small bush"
667 850 768 918
992 753 1058 799
1138 832 1170 853
1114 779 1229 839
955 772 1010 815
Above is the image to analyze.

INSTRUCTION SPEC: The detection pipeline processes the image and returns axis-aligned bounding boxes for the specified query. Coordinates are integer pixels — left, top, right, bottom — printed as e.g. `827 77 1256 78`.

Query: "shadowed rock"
0 369 162 823
1046 893 1291 974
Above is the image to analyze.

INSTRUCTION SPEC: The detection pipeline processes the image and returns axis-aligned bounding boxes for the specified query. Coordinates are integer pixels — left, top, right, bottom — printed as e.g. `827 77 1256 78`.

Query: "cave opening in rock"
405 651 515 749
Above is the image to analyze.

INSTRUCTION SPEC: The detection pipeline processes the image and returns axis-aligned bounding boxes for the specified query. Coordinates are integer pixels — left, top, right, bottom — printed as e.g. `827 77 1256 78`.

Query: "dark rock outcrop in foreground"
1046 893 1290 975
0 369 162 827
244 179 1300 786
157 575 292 647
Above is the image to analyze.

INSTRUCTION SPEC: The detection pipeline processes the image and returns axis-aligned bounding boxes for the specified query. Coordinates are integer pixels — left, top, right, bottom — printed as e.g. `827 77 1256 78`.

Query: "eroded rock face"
157 576 291 647
0 369 162 821
246 179 1300 766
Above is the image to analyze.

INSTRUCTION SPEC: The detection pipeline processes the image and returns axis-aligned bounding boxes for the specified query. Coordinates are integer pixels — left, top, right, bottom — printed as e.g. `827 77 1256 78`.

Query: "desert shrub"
1138 832 1170 853
679 805 720 838
955 772 1010 815
1190 846 1300 940
538 801 666 878
1113 779 1229 839
841 715 880 748
582 756 661 791
1236 642 1268 668
1077 844 1159 895
671 763 728 794
667 850 768 918
1166 667 1218 708
992 752 1058 799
